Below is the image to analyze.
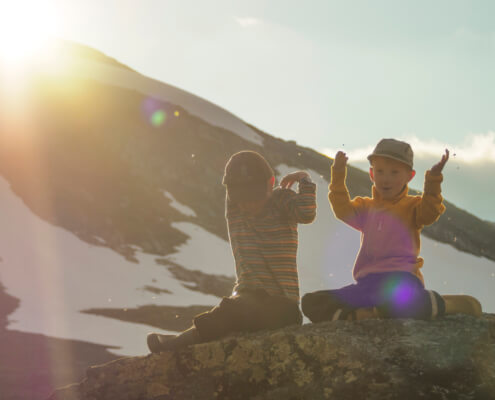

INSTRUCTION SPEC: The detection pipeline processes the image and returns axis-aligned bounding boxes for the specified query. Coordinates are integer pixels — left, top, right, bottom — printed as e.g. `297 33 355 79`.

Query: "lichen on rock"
49 314 495 400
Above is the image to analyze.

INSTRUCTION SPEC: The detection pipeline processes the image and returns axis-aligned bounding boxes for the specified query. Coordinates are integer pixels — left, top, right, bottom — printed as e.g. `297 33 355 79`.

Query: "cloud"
321 145 374 162
235 17 261 28
322 132 495 165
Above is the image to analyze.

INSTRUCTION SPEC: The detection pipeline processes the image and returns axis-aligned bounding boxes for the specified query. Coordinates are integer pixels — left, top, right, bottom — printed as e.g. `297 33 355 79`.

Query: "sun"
0 1 58 71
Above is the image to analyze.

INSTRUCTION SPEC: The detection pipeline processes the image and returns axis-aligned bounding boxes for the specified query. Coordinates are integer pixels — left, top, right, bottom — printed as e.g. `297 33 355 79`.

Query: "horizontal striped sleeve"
226 184 316 302
272 180 317 224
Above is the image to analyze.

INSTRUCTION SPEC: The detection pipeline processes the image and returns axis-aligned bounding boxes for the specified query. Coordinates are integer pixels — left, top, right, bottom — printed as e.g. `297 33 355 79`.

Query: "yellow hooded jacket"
329 166 445 285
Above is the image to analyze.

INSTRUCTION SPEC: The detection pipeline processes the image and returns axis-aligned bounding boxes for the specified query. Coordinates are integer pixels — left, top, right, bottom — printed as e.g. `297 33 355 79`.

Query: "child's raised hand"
333 151 348 170
430 149 449 175
279 171 310 189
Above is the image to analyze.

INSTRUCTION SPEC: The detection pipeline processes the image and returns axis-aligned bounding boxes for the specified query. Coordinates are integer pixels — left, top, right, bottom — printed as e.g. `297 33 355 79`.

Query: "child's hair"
222 151 274 203
367 138 414 169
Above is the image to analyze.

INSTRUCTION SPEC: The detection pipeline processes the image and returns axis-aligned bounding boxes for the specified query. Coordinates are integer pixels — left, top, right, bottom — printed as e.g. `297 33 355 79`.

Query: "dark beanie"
222 151 274 202
222 151 274 186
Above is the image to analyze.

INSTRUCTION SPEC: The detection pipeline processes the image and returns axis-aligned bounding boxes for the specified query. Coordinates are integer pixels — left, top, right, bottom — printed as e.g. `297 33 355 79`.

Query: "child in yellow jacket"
302 138 482 321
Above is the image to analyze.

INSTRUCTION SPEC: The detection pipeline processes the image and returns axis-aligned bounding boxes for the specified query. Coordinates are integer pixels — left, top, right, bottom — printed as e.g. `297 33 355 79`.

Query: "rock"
48 315 495 400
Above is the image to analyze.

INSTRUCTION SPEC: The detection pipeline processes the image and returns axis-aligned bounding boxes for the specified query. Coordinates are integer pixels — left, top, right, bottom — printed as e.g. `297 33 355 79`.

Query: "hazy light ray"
20 139 70 390
0 41 72 386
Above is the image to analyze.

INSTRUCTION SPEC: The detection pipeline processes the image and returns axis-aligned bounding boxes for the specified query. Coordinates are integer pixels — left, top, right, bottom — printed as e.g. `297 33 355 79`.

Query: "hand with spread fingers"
430 149 450 176
279 171 310 189
333 151 348 171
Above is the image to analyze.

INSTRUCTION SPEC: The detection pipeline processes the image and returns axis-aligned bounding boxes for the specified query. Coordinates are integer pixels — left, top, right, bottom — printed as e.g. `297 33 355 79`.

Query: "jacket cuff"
423 171 443 195
299 177 316 193
329 166 347 191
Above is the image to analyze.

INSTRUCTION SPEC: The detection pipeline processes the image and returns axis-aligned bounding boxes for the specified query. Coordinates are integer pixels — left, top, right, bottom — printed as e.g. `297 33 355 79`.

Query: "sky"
1 0 494 220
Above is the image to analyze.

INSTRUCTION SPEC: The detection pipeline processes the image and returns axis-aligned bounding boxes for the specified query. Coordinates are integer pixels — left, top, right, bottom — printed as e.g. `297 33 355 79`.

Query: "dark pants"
302 272 445 322
193 289 302 342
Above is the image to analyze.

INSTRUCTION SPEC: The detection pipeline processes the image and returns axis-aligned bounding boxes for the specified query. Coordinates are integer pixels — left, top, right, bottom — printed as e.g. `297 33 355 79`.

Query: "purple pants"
302 272 445 322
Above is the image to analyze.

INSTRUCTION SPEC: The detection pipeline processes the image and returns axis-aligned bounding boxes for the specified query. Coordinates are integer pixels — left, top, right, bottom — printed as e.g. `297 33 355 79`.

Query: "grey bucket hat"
367 138 414 168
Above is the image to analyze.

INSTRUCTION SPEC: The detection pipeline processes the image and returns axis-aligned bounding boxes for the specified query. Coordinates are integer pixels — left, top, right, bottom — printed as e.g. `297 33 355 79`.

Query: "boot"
353 307 380 320
147 327 200 353
331 307 379 321
443 295 482 317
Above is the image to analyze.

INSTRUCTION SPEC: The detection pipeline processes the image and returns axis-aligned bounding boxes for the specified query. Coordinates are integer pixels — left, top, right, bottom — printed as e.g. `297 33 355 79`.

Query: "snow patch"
0 176 218 356
162 190 197 217
168 222 234 278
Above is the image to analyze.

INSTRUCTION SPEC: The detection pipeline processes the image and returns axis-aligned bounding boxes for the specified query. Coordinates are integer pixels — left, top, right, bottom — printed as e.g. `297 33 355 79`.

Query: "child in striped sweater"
147 150 316 352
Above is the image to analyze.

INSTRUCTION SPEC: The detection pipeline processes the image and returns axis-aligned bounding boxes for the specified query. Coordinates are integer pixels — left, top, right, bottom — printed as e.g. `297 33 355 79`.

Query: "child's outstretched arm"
329 151 367 230
430 149 450 176
276 171 316 223
332 150 348 171
415 149 449 227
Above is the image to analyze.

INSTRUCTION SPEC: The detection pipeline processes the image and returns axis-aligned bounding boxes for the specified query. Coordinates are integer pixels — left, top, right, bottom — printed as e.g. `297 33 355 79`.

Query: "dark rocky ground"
51 314 495 400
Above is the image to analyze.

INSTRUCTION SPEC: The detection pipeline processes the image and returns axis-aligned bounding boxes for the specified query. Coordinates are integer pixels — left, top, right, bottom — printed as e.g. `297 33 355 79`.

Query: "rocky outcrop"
50 315 495 400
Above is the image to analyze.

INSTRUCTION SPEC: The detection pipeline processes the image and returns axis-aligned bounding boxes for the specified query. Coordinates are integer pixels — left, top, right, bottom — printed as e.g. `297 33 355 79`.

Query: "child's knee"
301 292 319 314
301 292 320 320
302 291 342 322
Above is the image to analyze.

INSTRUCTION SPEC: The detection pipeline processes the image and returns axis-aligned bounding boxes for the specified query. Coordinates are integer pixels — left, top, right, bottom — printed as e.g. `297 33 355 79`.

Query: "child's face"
369 156 415 200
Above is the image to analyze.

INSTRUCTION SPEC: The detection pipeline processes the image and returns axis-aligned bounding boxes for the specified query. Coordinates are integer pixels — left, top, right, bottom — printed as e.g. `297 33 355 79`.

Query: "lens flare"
151 110 166 127
142 97 173 128
382 276 415 307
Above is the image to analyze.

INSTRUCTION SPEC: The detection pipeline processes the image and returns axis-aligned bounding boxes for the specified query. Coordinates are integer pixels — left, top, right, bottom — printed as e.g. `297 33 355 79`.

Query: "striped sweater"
226 179 317 302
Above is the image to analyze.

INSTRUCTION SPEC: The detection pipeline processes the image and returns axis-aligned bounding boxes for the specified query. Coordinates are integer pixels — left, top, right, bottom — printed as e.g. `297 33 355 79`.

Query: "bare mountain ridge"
49 40 135 72
1 67 493 266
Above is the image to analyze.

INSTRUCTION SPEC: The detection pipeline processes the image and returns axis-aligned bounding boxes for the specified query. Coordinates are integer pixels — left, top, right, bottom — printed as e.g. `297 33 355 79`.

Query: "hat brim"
367 153 413 168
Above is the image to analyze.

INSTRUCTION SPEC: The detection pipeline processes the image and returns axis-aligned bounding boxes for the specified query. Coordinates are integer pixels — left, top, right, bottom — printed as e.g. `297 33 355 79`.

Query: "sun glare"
0 1 58 72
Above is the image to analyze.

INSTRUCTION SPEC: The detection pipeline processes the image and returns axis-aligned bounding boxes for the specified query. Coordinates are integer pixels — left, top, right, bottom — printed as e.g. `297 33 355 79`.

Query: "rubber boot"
147 326 200 353
443 295 482 317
